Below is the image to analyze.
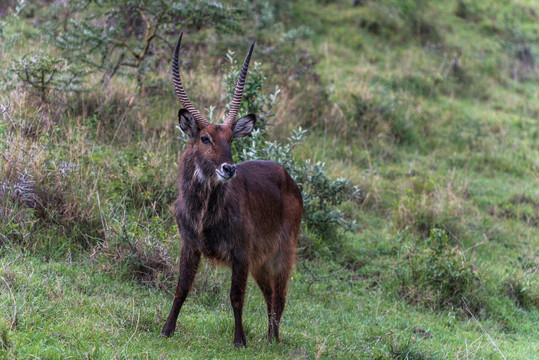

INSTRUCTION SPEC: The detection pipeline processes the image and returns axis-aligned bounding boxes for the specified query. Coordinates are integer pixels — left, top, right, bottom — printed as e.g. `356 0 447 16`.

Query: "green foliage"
503 273 539 310
8 54 86 100
45 0 246 81
97 219 175 288
223 52 279 132
250 0 292 29
394 229 484 314
503 250 539 310
385 339 432 360
0 127 102 254
393 176 468 241
392 0 440 43
107 151 176 216
499 10 538 81
454 0 481 21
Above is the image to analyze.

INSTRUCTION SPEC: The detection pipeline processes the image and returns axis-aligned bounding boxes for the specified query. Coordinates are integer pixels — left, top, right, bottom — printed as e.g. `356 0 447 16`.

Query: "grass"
3 250 538 359
1 0 539 358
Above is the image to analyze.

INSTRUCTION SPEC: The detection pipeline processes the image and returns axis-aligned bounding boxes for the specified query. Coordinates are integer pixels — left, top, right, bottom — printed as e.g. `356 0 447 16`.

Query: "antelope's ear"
178 109 199 139
232 114 256 138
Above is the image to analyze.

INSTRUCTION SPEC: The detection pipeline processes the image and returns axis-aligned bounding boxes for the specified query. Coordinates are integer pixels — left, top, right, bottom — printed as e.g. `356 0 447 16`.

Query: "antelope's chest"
177 183 244 263
199 223 239 264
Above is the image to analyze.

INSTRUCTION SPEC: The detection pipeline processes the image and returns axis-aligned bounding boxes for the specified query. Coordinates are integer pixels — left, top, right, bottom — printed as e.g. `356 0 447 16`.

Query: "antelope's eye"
201 136 211 144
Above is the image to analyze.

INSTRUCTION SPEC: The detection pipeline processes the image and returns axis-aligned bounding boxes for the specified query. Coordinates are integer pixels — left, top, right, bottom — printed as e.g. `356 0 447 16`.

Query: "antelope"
160 33 303 348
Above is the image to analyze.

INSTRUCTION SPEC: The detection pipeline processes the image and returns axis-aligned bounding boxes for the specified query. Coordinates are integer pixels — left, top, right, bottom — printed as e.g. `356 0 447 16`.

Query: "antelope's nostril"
223 164 236 177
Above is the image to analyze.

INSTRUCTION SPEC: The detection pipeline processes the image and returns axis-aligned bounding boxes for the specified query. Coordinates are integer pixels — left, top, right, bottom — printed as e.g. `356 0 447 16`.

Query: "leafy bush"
394 228 484 314
9 54 86 100
223 51 279 133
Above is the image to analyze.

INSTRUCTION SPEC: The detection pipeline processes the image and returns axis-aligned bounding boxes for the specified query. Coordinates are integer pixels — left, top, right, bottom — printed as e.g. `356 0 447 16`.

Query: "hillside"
1 0 538 359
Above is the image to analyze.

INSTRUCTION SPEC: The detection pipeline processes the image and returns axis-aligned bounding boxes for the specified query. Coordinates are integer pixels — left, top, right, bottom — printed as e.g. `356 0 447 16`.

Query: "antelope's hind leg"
271 271 292 343
253 268 275 342
161 243 201 337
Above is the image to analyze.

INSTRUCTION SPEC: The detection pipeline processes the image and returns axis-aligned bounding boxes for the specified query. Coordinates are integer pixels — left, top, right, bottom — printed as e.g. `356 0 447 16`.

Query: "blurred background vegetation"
0 0 538 358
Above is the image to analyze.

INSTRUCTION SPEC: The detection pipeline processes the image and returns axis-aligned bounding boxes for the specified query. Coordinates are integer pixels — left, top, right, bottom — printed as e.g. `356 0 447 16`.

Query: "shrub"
223 52 279 133
394 228 484 314
9 54 86 101
107 150 176 217
0 123 103 253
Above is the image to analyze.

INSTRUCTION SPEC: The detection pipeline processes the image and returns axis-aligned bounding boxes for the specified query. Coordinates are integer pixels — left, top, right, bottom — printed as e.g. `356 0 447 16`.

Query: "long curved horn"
172 33 210 128
223 41 255 128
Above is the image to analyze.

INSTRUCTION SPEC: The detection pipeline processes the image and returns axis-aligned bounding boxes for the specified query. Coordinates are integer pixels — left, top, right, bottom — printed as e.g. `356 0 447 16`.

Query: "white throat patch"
194 164 206 182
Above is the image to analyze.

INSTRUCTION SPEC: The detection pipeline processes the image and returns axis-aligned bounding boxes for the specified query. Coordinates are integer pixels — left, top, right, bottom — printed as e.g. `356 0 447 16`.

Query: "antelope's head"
173 33 256 183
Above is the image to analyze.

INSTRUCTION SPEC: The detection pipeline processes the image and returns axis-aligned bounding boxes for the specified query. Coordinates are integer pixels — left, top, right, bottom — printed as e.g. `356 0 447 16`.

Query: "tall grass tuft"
393 228 485 315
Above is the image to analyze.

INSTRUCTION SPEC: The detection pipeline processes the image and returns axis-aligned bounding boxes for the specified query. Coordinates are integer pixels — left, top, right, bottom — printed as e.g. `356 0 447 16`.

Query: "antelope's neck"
176 153 228 236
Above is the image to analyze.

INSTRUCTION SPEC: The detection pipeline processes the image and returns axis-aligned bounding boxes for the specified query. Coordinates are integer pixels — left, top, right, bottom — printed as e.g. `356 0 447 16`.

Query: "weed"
364 0 441 44
393 177 469 240
98 221 175 289
0 127 103 253
389 341 431 360
0 326 9 351
394 229 484 314
348 93 422 147
367 329 437 360
503 272 539 310
192 261 230 307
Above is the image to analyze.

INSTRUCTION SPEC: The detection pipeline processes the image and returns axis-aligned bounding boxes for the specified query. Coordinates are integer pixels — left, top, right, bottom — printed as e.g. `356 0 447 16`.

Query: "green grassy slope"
1 0 538 359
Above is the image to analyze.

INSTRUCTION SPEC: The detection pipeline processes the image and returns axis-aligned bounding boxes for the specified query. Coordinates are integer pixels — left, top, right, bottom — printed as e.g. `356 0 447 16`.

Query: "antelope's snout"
216 163 236 181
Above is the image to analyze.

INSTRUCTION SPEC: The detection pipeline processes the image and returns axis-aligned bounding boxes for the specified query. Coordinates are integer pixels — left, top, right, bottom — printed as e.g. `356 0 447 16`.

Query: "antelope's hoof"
233 335 247 348
234 341 246 348
161 327 175 338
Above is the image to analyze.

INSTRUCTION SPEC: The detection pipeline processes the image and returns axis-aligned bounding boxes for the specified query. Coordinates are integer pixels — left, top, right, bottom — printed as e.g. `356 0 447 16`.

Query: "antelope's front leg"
161 242 201 337
230 260 249 347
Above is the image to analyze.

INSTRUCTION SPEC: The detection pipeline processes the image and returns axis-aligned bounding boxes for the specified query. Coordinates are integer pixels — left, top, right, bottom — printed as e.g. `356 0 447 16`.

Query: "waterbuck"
161 33 303 348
